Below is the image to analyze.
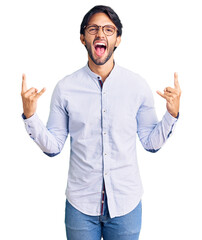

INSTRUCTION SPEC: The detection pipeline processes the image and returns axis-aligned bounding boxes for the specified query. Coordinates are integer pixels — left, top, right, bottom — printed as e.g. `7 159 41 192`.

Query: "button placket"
100 79 109 216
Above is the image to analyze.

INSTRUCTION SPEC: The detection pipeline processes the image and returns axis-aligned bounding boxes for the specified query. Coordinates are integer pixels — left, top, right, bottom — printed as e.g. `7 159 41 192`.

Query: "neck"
88 55 114 82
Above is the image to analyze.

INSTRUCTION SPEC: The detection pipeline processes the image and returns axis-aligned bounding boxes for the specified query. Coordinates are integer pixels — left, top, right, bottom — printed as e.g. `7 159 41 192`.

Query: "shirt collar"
84 60 118 81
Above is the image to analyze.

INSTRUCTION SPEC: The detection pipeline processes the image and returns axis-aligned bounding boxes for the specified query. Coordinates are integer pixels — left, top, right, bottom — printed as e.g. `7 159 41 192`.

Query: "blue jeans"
65 192 142 240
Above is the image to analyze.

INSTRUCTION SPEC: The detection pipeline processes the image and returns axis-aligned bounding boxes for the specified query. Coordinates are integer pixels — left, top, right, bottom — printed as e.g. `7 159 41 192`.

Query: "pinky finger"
156 90 166 99
35 87 46 99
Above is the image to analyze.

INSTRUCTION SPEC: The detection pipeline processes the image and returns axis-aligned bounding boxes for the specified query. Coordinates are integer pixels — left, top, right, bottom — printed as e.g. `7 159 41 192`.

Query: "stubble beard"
84 40 115 66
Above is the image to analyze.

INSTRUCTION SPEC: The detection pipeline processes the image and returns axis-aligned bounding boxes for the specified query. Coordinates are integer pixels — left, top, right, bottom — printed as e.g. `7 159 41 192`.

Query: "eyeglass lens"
86 25 116 36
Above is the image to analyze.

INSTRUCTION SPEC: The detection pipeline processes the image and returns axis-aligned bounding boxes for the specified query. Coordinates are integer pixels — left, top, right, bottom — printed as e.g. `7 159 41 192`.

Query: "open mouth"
94 42 107 56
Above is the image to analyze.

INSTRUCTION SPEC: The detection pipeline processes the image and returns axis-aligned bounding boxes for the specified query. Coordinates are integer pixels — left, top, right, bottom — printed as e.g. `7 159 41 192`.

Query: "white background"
0 0 201 239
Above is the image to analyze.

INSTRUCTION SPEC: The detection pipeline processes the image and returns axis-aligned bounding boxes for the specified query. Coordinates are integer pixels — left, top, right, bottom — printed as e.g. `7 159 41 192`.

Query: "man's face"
80 13 121 66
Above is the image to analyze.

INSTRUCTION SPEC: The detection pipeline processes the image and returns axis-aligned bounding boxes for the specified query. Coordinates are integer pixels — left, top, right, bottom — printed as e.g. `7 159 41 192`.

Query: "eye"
89 27 96 31
106 28 113 32
88 26 98 33
104 26 115 34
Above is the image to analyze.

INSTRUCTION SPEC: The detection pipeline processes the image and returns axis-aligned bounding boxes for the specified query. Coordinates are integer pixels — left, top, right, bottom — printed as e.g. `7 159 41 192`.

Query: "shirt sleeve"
136 81 178 153
22 82 69 157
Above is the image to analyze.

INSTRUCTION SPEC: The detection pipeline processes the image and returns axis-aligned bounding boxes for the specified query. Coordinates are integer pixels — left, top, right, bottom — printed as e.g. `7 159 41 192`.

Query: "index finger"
174 72 180 90
22 73 27 93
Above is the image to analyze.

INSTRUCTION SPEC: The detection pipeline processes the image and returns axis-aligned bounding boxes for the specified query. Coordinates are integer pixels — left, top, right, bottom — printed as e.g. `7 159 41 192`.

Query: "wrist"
23 112 34 119
170 111 179 118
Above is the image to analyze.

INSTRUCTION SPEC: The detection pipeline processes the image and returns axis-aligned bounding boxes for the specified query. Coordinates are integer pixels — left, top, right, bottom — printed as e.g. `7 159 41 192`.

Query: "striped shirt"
98 78 105 216
22 61 178 218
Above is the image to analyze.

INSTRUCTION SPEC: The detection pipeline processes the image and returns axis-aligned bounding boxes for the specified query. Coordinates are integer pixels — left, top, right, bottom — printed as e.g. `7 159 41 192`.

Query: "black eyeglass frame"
83 24 118 36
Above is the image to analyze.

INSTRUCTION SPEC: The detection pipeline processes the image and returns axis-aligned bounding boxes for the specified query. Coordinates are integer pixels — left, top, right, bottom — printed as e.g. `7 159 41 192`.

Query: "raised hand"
21 73 46 118
156 72 181 118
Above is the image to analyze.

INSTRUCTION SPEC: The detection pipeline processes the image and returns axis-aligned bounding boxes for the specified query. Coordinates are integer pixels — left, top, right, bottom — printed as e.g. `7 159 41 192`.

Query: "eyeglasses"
84 24 117 36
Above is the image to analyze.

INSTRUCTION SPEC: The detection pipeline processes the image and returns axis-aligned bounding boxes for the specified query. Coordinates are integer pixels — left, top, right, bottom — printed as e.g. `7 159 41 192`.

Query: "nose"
97 26 105 37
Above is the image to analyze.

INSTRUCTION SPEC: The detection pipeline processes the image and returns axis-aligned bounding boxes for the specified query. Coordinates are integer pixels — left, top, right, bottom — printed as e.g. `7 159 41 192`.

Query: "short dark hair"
80 5 123 37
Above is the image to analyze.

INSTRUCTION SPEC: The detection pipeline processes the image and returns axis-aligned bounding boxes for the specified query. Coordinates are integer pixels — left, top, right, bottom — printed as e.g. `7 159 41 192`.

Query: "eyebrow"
87 23 116 27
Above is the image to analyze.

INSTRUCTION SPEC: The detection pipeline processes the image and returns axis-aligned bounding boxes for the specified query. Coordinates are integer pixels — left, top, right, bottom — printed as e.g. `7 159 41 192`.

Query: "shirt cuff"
22 113 27 120
21 113 36 121
164 111 179 124
21 113 41 141
163 111 179 138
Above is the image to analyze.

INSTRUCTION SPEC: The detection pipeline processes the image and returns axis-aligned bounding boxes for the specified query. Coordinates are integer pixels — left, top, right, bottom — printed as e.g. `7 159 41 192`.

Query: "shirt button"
105 172 108 175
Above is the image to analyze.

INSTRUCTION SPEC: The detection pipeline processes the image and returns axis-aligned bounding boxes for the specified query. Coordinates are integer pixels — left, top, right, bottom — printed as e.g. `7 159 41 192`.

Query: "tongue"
95 46 105 56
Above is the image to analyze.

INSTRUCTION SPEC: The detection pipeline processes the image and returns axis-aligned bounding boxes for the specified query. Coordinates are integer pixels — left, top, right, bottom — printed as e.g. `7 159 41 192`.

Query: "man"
21 5 181 240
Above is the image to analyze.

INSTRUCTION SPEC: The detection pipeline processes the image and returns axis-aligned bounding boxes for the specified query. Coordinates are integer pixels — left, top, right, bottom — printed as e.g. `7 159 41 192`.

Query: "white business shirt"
22 61 178 218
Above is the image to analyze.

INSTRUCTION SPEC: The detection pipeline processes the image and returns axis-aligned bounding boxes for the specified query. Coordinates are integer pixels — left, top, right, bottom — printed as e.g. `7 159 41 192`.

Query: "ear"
80 34 86 46
115 36 121 47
